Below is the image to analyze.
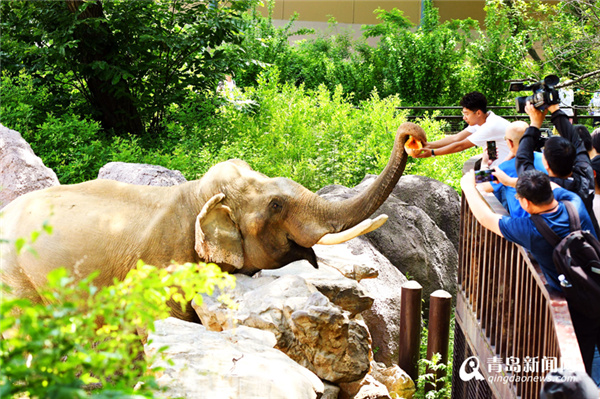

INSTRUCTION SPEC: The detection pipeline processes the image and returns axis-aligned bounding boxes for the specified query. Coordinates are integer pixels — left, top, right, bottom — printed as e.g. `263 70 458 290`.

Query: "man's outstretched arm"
460 170 503 236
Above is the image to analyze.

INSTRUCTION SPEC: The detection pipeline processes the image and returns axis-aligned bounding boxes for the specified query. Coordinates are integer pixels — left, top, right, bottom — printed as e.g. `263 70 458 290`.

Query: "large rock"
313 239 407 367
98 162 186 186
387 174 460 251
145 318 324 399
318 176 458 302
339 362 416 399
192 267 372 383
0 124 59 208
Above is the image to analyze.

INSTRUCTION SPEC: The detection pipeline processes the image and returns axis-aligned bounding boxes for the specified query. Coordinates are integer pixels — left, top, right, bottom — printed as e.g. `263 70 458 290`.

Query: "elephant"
0 122 426 322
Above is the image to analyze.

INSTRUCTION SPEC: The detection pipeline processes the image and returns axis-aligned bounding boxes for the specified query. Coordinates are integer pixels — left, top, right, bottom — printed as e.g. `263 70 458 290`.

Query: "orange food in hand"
404 136 424 157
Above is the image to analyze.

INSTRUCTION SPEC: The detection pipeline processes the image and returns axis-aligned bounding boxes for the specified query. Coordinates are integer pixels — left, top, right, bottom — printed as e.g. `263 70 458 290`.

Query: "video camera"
509 75 560 113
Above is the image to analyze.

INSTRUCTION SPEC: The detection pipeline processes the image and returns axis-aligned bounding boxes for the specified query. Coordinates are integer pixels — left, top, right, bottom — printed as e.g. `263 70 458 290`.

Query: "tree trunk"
65 0 144 136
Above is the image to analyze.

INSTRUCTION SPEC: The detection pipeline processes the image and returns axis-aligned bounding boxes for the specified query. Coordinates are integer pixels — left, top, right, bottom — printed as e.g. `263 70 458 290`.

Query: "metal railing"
451 157 586 399
398 105 598 133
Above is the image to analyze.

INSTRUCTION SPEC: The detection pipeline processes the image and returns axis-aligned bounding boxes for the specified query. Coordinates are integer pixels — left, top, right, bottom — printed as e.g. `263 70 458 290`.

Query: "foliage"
509 0 600 90
0 260 234 398
0 0 256 136
468 0 600 104
199 68 411 190
467 0 536 105
364 4 477 106
234 5 375 105
0 70 54 134
416 353 452 399
30 114 106 183
414 315 455 399
232 2 312 89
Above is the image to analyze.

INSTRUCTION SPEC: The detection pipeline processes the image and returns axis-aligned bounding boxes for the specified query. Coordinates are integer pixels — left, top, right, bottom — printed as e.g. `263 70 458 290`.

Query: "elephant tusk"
316 214 388 245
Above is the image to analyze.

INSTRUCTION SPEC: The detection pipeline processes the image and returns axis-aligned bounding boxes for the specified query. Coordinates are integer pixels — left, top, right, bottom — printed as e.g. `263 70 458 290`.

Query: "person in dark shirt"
516 102 600 236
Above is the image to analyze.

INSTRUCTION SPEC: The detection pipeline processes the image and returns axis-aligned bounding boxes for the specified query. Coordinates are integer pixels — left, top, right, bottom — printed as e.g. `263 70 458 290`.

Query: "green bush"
201 69 474 192
365 5 477 106
28 114 106 183
467 0 533 105
201 68 412 191
0 71 54 134
0 260 234 398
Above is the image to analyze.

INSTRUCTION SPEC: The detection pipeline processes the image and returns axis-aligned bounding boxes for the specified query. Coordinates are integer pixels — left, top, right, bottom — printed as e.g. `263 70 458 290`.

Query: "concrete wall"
259 0 487 26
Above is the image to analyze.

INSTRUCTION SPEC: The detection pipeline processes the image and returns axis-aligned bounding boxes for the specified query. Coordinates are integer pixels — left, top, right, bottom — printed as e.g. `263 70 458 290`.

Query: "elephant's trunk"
305 122 426 245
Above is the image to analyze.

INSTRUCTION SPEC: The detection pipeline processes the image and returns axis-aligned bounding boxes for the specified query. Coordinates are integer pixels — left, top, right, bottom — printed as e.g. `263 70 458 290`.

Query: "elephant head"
194 122 426 275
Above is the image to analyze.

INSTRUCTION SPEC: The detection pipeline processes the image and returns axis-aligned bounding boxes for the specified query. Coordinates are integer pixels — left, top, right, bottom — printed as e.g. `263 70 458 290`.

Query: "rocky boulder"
146 318 324 399
374 174 460 251
0 124 59 208
318 176 458 302
313 238 407 367
98 162 186 186
192 264 373 383
339 361 416 399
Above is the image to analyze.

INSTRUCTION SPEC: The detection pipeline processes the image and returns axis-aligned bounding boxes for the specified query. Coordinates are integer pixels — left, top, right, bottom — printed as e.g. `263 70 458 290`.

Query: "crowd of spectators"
413 89 600 389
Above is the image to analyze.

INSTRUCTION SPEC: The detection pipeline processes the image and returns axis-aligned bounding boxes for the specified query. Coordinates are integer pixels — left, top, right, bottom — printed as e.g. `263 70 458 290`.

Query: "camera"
475 169 495 184
486 141 497 161
509 75 560 113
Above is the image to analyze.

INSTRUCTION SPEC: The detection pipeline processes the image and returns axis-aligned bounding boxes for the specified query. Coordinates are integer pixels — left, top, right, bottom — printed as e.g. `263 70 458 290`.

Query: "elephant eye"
270 199 282 211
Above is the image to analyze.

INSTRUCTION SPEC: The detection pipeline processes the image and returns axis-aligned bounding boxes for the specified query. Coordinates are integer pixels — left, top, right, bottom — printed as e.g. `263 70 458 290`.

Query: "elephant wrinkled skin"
0 123 426 322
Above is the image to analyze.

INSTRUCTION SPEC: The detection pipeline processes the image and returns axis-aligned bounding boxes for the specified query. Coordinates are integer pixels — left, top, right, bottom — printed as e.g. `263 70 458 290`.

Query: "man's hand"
491 167 517 188
415 148 433 158
525 102 548 128
548 103 560 113
481 148 491 168
460 170 477 192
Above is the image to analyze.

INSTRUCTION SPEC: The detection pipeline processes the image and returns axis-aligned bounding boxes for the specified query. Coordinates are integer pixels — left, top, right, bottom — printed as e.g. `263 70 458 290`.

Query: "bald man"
479 121 547 218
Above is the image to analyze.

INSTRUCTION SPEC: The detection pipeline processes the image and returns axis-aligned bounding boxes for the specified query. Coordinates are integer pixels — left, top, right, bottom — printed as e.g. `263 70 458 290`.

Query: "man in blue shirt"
461 169 600 378
479 121 546 218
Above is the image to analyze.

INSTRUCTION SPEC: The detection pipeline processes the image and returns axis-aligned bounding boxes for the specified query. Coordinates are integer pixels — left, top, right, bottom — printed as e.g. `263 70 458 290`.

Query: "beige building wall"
259 0 487 27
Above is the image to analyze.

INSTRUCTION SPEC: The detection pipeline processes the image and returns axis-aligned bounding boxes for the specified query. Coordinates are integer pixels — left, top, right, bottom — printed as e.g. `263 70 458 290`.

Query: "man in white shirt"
590 90 600 127
415 91 510 167
559 86 574 121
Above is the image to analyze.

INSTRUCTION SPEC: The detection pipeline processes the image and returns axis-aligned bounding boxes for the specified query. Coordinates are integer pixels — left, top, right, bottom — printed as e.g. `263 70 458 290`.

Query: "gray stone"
98 162 186 186
0 124 59 208
322 381 341 399
390 174 460 251
339 374 391 399
318 177 458 303
314 239 407 367
259 261 374 317
192 271 372 383
145 318 324 399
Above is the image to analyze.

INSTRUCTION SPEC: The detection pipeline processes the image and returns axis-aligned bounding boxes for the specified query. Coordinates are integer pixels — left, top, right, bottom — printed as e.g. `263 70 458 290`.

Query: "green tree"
0 0 256 136
467 0 534 105
469 0 600 103
364 2 477 106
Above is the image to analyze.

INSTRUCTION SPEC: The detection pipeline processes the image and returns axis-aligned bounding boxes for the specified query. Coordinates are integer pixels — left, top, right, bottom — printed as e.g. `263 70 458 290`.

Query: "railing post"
398 280 423 382
425 289 452 393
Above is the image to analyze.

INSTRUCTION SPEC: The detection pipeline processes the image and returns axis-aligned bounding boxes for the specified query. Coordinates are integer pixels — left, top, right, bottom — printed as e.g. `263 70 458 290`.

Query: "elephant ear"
195 193 244 269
